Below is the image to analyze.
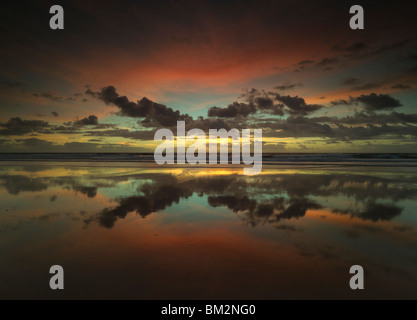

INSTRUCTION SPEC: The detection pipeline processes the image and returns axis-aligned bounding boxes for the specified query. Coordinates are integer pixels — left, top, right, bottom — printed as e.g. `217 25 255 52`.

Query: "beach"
0 154 416 299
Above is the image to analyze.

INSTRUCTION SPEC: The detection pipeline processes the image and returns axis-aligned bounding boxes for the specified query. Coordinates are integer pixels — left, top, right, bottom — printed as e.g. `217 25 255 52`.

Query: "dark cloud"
294 60 315 72
51 125 85 134
274 83 302 91
297 60 314 66
32 92 63 102
208 90 286 118
129 87 406 141
331 123 413 140
74 115 99 126
260 110 417 140
392 84 411 90
208 102 256 118
267 116 333 138
330 93 402 111
295 38 414 77
315 111 417 125
85 85 410 144
1 82 410 148
316 57 338 68
343 78 383 91
371 39 411 56
189 117 234 131
332 42 367 54
51 111 59 117
15 138 54 147
32 92 77 102
293 38 413 75
89 85 285 123
0 138 150 152
351 82 383 91
60 115 115 131
355 93 402 111
255 97 274 109
330 98 354 106
87 86 193 127
343 78 360 86
329 39 412 63
274 94 323 115
0 117 51 135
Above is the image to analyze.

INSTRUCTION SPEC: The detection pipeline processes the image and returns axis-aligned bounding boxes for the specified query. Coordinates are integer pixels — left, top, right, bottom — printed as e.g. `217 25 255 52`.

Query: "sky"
0 0 417 153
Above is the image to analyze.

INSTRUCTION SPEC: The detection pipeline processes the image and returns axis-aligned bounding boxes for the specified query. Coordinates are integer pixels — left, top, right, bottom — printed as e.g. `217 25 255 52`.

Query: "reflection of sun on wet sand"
0 162 417 299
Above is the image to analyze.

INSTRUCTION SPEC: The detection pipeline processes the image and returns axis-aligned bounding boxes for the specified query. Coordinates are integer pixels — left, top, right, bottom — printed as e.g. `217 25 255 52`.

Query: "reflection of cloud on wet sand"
333 202 403 222
0 173 120 197
82 171 414 228
0 166 413 229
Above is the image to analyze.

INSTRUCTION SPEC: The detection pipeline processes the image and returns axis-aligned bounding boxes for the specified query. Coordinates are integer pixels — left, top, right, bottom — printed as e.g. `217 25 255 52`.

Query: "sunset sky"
1 0 417 153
